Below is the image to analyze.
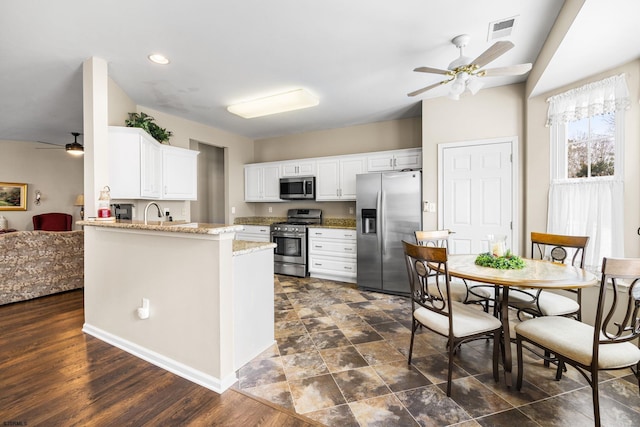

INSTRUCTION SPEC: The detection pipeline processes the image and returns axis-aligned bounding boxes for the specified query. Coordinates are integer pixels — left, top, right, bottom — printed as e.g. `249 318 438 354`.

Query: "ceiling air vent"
487 16 518 41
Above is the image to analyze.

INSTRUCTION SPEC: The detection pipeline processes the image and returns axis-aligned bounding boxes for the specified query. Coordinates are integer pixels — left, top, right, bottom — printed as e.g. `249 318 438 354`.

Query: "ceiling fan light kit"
409 34 532 100
65 132 84 155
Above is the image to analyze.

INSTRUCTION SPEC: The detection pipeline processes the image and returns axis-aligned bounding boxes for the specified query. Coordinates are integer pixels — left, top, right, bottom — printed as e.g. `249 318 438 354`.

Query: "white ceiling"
0 1 638 147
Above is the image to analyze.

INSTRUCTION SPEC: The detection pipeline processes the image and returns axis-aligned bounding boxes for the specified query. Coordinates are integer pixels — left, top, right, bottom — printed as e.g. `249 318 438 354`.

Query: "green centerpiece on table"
475 251 525 270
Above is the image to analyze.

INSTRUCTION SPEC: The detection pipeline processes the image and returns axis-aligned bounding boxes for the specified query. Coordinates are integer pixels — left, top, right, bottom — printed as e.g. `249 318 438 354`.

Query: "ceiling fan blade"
480 63 532 77
471 41 514 68
37 140 63 147
413 66 451 75
407 80 449 97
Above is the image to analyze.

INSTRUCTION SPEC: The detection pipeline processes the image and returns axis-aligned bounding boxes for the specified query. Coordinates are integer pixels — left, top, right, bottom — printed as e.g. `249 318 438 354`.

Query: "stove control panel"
272 224 307 233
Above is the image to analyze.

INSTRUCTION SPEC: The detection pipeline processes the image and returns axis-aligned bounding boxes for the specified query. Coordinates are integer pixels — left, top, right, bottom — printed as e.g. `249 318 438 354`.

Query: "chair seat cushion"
414 301 502 338
515 316 640 369
508 289 580 316
428 279 493 303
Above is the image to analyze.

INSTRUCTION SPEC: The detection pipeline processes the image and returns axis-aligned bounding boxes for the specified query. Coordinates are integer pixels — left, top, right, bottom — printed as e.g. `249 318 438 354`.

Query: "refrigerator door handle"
376 190 382 252
380 190 386 255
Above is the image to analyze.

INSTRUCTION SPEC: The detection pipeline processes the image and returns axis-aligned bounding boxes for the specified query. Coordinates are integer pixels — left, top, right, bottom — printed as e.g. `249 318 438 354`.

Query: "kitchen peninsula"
79 220 276 393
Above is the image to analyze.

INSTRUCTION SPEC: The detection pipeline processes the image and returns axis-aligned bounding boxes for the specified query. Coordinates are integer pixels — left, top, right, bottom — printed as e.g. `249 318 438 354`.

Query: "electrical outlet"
164 209 170 216
231 206 236 214
268 206 272 213
349 207 354 214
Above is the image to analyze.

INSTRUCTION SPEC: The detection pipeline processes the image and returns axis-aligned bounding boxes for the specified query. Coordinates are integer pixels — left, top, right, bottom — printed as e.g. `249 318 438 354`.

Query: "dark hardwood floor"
0 290 321 426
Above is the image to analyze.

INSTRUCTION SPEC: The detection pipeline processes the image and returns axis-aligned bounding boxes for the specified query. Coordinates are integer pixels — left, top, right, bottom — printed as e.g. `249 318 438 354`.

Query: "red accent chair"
32 213 73 231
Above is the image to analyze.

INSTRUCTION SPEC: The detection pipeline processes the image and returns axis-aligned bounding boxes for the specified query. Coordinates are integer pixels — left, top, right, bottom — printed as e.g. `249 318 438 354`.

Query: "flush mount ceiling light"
227 89 319 119
148 54 170 65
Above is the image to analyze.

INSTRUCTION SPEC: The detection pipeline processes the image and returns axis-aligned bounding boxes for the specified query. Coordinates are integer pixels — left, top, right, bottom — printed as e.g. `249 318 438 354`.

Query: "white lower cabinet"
308 228 357 283
235 225 271 242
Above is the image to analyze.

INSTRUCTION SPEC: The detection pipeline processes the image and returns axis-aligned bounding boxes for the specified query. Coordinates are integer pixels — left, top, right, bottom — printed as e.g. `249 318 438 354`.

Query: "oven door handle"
272 232 305 238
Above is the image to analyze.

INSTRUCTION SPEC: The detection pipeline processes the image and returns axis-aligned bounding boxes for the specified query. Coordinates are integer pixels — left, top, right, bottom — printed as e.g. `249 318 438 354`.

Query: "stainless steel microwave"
279 176 315 200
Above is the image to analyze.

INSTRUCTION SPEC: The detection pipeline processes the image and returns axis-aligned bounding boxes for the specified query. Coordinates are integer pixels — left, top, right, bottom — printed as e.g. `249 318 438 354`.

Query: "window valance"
546 74 630 127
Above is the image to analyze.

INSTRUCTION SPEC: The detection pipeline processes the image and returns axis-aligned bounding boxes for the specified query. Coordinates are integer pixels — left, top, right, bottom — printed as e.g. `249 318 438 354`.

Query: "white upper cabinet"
316 156 365 201
244 148 421 202
140 136 162 199
280 160 316 177
108 126 198 201
245 163 281 202
162 145 199 200
367 148 422 172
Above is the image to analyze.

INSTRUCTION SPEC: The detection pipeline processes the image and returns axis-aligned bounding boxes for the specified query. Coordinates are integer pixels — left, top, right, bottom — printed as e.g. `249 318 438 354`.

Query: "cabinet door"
394 149 422 170
262 165 281 200
162 146 198 200
140 137 162 199
367 154 395 172
315 160 340 200
280 161 316 177
339 157 365 199
244 164 281 201
109 130 141 199
244 165 262 201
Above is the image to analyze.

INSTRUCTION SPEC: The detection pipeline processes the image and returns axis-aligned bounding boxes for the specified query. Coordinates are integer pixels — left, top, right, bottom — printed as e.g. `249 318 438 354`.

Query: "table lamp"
74 194 84 220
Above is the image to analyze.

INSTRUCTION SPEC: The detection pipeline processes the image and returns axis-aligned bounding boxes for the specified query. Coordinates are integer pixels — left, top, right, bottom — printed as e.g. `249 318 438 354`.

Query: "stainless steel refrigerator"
356 171 422 295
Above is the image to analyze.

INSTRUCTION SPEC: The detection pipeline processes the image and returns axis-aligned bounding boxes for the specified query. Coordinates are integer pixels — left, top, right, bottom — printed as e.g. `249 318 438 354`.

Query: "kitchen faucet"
144 202 164 224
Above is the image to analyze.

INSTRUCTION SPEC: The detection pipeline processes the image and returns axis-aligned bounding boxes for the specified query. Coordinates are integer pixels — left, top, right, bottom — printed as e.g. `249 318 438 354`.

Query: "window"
567 113 615 179
546 74 629 272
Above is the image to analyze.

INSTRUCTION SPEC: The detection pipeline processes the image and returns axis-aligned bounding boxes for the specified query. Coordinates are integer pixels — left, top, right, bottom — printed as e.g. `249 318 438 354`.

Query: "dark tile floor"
235 275 640 426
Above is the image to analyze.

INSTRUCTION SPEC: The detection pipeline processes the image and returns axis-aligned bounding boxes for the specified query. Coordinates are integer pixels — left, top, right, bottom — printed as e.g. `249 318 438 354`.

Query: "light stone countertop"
78 219 243 235
232 240 276 256
234 216 356 230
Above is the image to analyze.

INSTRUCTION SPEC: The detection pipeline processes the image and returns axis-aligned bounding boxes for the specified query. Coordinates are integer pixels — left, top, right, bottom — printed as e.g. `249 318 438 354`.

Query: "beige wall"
421 83 526 248
1 140 84 230
526 59 640 258
255 117 421 162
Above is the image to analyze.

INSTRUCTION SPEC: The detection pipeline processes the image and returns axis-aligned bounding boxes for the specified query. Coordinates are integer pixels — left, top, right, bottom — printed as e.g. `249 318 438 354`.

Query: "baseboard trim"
82 323 237 393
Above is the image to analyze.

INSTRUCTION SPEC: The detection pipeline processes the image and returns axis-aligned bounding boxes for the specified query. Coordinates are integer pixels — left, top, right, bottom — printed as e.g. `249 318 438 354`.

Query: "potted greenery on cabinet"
125 112 173 144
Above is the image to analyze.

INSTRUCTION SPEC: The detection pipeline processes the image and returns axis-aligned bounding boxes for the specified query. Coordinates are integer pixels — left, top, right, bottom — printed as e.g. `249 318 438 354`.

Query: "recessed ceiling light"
148 54 170 65
227 89 319 119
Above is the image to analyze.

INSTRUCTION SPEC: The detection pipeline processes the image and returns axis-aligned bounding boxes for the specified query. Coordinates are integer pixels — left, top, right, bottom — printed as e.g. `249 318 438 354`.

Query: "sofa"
0 230 84 305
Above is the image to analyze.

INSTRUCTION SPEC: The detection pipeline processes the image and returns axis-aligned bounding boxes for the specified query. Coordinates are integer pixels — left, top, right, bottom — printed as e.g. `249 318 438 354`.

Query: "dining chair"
515 256 640 427
403 240 502 396
414 230 493 311
508 232 589 321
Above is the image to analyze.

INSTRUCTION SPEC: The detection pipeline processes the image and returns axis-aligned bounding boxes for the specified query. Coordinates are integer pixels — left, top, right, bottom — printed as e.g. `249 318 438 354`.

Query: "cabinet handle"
315 263 323 266
314 232 323 236
315 245 323 248
344 248 352 251
344 266 352 270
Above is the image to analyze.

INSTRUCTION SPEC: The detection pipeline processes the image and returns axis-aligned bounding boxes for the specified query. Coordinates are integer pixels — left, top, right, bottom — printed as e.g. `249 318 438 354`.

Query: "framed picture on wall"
0 182 27 211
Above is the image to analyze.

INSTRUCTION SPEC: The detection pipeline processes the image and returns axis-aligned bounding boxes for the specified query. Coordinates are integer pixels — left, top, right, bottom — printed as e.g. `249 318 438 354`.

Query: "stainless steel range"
271 209 322 277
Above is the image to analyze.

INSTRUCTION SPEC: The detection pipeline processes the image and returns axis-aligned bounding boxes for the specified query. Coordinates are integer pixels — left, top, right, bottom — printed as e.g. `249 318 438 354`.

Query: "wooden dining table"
442 254 598 387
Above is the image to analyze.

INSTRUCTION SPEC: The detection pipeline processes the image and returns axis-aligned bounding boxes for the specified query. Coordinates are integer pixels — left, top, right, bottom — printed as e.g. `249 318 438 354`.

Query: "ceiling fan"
37 132 84 156
408 34 532 100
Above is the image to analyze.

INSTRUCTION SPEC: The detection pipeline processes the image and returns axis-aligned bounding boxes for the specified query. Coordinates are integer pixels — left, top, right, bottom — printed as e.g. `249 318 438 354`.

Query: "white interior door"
439 138 517 255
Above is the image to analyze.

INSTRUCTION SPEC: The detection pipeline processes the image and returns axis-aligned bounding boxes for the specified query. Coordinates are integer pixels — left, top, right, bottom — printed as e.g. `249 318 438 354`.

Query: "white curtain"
546 74 630 272
546 74 630 126
547 180 624 272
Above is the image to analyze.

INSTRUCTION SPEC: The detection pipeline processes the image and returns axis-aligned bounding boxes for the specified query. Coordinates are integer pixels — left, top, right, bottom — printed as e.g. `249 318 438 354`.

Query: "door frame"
437 136 520 253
